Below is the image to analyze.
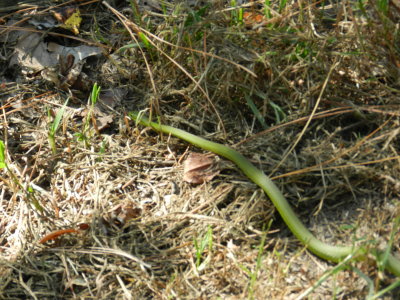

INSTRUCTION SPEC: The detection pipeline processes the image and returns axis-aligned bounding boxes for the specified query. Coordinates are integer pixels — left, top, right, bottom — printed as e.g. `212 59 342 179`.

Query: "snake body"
130 111 400 277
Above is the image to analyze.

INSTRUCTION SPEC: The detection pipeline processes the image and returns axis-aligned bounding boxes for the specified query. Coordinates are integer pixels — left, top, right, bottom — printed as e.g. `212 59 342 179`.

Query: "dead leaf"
98 88 127 108
94 114 113 132
25 6 81 34
10 32 58 72
243 11 266 28
183 152 219 184
103 204 142 229
51 6 82 35
47 42 102 65
10 32 101 90
28 15 58 31
78 106 114 132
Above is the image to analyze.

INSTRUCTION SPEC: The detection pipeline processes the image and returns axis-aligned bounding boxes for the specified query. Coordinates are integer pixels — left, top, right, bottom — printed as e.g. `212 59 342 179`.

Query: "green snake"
130 111 400 277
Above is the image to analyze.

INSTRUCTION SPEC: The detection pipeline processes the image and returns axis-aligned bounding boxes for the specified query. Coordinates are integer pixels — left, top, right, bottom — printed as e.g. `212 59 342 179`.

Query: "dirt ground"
0 0 400 299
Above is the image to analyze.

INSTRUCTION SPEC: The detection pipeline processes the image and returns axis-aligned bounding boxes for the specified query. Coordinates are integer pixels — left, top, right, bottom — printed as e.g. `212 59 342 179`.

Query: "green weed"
367 279 400 299
0 141 43 212
278 0 288 13
239 221 272 299
48 98 69 155
296 251 357 299
245 94 268 129
376 217 399 274
230 0 243 25
264 0 273 19
193 225 213 271
75 83 101 147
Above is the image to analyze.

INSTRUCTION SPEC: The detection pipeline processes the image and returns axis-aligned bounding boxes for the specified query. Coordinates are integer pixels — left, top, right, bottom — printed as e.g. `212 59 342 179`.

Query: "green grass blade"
90 82 101 106
0 140 6 169
245 94 268 129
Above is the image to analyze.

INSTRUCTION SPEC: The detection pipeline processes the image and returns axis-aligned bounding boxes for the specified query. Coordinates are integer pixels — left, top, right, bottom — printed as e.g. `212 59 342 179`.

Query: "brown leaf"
78 107 114 132
51 6 81 35
183 152 219 184
95 114 113 132
98 88 127 108
110 205 142 227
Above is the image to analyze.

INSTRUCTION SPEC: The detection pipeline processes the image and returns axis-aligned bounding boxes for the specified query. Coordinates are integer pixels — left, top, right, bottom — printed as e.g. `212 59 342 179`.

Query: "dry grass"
1 0 400 299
